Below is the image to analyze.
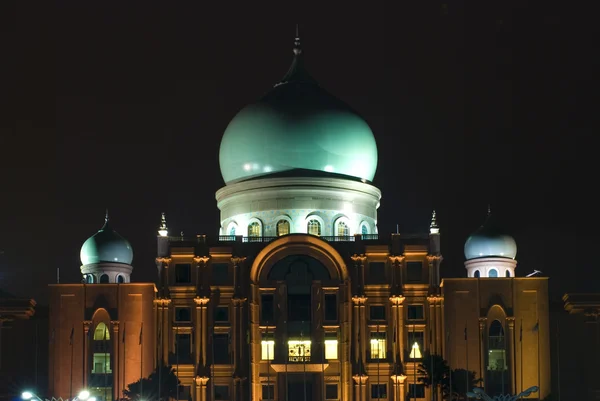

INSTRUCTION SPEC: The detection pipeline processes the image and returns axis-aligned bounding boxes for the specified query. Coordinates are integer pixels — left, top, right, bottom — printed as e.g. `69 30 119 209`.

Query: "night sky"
2 2 593 304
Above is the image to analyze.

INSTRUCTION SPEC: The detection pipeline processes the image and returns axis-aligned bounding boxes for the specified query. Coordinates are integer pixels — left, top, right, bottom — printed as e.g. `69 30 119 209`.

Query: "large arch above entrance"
250 234 349 284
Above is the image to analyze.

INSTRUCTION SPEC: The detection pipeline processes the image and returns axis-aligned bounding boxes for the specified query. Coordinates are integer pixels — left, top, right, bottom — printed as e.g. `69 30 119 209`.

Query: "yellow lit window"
261 339 274 360
336 221 349 236
93 322 110 340
307 220 321 236
248 222 261 237
370 333 386 359
277 220 290 236
92 353 112 373
289 340 311 362
325 339 338 360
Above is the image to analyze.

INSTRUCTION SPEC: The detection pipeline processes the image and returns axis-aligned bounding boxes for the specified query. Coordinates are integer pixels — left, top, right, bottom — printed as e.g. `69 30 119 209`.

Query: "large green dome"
80 216 133 265
219 37 378 185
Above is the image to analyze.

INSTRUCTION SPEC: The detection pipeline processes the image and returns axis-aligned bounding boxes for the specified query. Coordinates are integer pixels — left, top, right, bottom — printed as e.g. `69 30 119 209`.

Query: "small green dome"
464 213 517 260
80 216 133 265
219 37 378 184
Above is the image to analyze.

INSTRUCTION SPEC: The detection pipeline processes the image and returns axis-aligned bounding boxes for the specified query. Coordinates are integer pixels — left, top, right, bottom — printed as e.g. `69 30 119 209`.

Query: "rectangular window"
213 333 230 364
261 333 274 360
215 306 229 322
369 262 386 283
288 340 311 362
262 384 275 400
407 305 424 320
325 384 338 400
214 385 230 401
370 332 386 359
325 333 338 360
262 384 275 401
407 384 425 398
369 305 386 321
407 331 424 359
406 261 423 282
175 307 191 322
180 386 191 401
371 384 387 399
175 333 191 361
288 294 311 321
324 294 337 321
261 294 274 323
91 353 111 373
212 263 229 285
175 264 191 284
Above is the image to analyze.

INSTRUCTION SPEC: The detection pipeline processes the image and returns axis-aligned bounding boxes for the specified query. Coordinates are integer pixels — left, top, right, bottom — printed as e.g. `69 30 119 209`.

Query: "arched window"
505 270 511 277
307 220 321 236
100 274 109 283
337 221 349 237
361 224 369 235
489 269 498 278
117 275 124 283
474 270 480 278
229 226 236 236
85 274 95 284
94 322 110 340
488 320 506 371
248 222 261 237
277 220 290 236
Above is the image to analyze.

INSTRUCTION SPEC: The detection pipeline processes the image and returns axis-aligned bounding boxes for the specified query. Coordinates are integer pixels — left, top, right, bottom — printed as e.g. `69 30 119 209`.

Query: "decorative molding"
111 321 120 332
352 295 368 305
351 254 367 264
427 255 443 263
231 256 246 266
389 295 406 306
193 256 210 265
352 374 369 384
232 297 247 306
153 298 172 306
194 297 211 306
155 257 172 265
390 374 407 384
194 376 210 386
388 256 405 264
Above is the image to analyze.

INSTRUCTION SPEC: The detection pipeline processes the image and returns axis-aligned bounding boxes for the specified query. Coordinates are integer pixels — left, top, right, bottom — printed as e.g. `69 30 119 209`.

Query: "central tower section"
216 34 381 238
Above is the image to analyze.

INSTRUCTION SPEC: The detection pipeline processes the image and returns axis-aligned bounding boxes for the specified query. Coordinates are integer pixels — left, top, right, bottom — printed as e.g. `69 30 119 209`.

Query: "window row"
368 261 425 283
227 217 372 237
174 305 229 322
474 269 511 278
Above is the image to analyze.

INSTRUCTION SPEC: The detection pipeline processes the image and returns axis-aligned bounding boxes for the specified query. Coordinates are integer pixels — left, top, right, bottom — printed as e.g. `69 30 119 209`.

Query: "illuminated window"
261 334 274 360
371 384 387 399
85 274 95 284
229 226 236 236
248 222 261 237
288 340 311 362
336 221 349 236
370 332 386 359
307 220 321 236
408 331 424 359
489 269 498 278
361 224 369 235
325 335 338 360
277 220 290 236
94 322 110 341
92 353 112 373
488 320 507 371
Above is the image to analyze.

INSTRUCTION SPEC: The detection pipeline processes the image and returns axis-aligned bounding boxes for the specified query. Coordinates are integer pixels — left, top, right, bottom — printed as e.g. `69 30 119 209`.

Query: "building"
48 33 551 401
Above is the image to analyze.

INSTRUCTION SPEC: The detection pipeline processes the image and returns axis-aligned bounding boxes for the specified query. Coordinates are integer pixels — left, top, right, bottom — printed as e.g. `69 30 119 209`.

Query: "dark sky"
1 2 593 304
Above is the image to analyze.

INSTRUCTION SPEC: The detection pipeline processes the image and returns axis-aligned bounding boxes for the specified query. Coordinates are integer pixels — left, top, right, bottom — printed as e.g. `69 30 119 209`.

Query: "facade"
47 33 551 401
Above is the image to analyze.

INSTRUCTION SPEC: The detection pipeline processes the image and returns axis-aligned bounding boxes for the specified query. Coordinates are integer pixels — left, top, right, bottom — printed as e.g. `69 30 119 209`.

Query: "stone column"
506 317 516 394
388 256 405 296
427 255 443 289
435 302 443 355
352 295 368 370
232 297 247 377
195 376 210 401
193 256 210 297
427 296 437 353
195 297 211 375
390 374 406 401
389 296 405 366
160 299 172 363
83 321 92 388
231 257 246 298
111 321 120 401
352 374 368 401
478 317 487 388
351 255 367 298
155 257 172 298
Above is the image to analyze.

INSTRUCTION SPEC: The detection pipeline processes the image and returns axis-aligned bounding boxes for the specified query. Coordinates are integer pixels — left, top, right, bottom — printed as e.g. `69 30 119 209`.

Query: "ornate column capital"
478 317 487 330
231 256 246 266
352 374 369 385
194 376 210 386
390 374 407 384
194 296 211 306
351 254 367 264
232 297 247 306
352 295 368 305
153 298 172 306
389 295 405 306
506 317 516 328
388 255 405 264
427 295 442 304
193 256 210 265
155 257 172 265
426 255 443 263
83 320 93 332
111 321 120 332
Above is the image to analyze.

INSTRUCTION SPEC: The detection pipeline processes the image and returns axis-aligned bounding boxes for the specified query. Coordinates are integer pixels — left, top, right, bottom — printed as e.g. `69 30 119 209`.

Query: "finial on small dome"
158 212 169 237
105 209 109 223
430 210 440 234
487 204 492 216
293 24 302 55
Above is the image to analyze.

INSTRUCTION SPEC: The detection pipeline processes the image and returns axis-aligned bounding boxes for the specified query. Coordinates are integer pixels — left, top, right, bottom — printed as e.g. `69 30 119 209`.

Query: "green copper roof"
80 215 133 265
219 35 378 184
464 212 517 260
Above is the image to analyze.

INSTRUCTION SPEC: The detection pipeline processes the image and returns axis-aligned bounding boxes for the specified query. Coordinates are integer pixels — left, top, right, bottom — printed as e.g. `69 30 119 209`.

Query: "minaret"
428 210 443 288
429 209 441 254
157 212 169 257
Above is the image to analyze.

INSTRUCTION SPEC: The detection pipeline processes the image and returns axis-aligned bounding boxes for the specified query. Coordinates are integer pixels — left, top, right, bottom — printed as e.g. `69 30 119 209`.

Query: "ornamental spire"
105 208 109 223
294 23 302 55
158 212 168 237
487 204 492 216
275 25 315 87
430 210 440 234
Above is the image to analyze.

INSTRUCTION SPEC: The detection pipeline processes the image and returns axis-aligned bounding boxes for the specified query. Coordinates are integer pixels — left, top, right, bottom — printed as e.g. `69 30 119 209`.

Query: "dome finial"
430 210 440 234
293 24 302 55
158 212 169 237
105 208 109 223
487 204 492 216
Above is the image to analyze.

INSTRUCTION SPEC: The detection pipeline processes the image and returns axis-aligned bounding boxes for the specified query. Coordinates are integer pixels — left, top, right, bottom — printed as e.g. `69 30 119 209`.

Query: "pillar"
506 317 516 394
160 299 172 363
352 295 368 370
195 376 210 401
232 297 247 376
388 256 405 296
478 318 487 389
389 296 405 366
352 374 368 401
194 297 210 375
111 321 120 401
193 256 210 297
83 321 92 388
390 374 406 401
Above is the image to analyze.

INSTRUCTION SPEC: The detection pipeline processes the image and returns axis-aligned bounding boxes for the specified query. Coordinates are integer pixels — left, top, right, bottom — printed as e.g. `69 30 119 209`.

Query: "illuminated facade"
47 32 551 401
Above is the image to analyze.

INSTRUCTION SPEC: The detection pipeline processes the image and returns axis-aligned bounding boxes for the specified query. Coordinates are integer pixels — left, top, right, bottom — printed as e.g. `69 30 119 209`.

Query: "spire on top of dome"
487 204 492 216
430 210 439 234
276 25 315 87
158 212 169 237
